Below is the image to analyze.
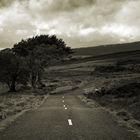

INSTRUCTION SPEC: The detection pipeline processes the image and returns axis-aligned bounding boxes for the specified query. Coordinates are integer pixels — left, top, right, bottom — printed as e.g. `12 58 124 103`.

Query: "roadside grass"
81 62 140 135
0 82 55 122
0 91 45 121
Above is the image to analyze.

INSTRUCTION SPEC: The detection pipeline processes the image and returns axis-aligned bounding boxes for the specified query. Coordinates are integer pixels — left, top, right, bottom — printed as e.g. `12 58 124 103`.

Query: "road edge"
77 94 140 138
0 94 49 133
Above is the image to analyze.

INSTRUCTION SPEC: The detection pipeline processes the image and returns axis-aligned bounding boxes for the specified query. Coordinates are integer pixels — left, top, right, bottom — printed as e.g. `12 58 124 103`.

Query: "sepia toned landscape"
0 0 140 140
0 40 140 139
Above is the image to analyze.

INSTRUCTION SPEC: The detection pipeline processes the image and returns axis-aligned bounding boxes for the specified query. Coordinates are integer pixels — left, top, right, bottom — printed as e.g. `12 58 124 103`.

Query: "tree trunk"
31 72 37 89
37 69 45 88
37 71 42 84
9 76 16 92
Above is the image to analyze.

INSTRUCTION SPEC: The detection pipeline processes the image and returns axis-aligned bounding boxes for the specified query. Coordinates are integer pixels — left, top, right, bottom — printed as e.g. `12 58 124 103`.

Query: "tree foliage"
0 34 72 91
13 35 72 57
13 34 72 89
0 49 30 92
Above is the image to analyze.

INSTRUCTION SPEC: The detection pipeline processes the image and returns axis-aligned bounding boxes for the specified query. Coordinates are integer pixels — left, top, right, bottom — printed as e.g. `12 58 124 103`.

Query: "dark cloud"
0 0 15 7
0 0 29 8
47 0 97 12
0 0 140 49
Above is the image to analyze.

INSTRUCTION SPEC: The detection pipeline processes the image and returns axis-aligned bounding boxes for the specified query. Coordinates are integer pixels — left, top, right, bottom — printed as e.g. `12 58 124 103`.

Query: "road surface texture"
0 93 139 140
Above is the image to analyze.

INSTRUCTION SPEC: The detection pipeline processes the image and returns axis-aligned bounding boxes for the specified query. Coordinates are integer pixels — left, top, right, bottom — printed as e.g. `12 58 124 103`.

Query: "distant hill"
73 41 140 57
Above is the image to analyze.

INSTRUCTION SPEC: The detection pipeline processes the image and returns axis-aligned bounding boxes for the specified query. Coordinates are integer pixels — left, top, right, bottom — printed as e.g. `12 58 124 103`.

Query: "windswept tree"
0 49 30 92
13 35 72 88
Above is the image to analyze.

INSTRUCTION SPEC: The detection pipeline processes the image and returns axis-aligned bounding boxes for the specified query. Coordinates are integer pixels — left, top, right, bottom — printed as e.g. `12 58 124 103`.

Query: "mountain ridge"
73 41 140 56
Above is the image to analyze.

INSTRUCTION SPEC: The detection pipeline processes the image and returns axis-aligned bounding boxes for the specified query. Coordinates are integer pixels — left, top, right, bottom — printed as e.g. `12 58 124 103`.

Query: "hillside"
46 50 140 136
73 41 140 57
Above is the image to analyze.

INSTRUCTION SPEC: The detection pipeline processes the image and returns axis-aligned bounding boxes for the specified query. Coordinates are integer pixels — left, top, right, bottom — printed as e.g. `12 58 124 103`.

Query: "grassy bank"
83 63 140 133
0 91 46 121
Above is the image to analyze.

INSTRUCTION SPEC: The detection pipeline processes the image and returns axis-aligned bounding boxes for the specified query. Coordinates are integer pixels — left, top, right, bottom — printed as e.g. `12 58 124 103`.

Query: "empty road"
0 92 139 140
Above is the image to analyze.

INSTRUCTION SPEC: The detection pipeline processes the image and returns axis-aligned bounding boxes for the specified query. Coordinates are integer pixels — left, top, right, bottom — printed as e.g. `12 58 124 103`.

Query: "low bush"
84 82 140 99
93 65 126 73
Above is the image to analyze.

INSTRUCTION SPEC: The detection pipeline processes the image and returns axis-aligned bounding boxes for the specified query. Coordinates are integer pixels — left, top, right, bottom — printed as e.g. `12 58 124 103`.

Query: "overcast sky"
0 0 140 49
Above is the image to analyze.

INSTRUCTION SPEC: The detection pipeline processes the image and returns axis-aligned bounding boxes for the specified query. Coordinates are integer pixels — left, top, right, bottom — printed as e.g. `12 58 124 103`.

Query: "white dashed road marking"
62 100 64 103
63 105 66 107
68 119 73 125
65 107 67 110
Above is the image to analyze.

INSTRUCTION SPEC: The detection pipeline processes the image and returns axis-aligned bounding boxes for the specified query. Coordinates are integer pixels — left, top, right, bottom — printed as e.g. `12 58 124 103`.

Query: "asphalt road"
0 93 139 140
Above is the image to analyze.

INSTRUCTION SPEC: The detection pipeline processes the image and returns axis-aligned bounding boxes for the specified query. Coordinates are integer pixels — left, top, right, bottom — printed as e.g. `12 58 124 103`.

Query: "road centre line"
68 119 73 125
